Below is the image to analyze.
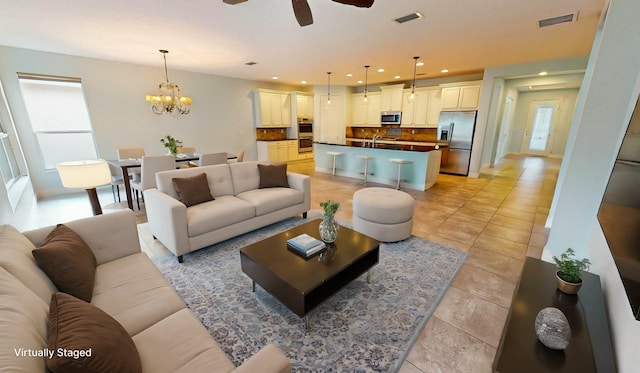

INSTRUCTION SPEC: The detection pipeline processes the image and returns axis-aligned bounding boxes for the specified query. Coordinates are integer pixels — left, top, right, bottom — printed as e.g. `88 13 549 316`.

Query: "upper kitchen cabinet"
380 84 405 112
440 82 481 111
401 88 441 128
293 92 314 121
351 92 381 127
252 89 292 127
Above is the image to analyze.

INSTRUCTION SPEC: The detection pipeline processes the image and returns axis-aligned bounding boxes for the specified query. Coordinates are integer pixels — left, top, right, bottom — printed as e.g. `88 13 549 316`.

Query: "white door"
495 97 513 161
522 100 559 156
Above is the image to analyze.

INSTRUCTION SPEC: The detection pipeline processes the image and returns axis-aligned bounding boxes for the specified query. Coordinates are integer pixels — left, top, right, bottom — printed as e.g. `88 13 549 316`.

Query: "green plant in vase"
319 200 340 243
160 135 183 155
553 248 591 294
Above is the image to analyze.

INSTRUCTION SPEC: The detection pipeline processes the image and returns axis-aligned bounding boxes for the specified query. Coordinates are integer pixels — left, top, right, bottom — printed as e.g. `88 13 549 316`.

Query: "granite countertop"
345 137 448 147
315 141 445 152
256 139 298 142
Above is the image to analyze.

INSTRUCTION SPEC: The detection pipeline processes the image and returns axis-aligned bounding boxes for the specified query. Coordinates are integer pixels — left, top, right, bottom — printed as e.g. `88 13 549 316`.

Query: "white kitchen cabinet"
351 92 381 127
257 140 298 163
380 84 405 112
294 92 314 120
401 88 441 128
440 83 481 111
253 90 292 127
287 140 298 161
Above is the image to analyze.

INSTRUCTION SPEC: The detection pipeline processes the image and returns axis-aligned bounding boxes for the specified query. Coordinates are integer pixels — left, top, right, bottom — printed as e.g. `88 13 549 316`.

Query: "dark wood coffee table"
240 219 380 329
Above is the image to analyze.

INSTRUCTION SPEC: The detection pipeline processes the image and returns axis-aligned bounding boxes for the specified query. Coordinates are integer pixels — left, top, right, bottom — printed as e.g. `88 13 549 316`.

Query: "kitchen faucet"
372 134 382 148
362 134 368 147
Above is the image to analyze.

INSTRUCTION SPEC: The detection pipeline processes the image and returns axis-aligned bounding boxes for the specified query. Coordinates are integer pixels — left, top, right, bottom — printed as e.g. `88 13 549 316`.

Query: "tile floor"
18 153 560 372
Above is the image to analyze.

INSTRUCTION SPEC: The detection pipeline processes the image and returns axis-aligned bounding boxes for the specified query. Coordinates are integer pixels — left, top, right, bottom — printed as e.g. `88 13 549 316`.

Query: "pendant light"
326 72 332 105
407 56 420 103
363 65 370 105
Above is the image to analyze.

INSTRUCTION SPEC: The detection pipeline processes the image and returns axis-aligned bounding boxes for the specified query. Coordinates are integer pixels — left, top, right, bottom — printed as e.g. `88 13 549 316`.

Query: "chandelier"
145 49 192 115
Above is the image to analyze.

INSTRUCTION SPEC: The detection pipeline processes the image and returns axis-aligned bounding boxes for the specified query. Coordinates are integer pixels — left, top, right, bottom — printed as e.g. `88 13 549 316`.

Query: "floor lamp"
56 159 112 216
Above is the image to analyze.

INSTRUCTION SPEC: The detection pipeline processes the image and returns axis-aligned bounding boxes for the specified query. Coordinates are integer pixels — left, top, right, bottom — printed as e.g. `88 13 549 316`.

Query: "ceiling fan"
223 0 374 27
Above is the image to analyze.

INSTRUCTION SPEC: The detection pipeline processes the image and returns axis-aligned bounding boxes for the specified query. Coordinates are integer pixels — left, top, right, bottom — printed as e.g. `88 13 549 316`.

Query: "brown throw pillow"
258 163 290 188
47 292 142 373
172 173 214 207
32 224 97 302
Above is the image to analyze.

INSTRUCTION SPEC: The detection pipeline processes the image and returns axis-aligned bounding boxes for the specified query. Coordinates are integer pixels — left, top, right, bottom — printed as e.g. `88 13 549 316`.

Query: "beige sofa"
144 161 310 263
0 210 290 372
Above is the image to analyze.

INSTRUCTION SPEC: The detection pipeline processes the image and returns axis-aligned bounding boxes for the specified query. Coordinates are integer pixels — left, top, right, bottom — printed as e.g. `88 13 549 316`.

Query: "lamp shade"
56 160 111 189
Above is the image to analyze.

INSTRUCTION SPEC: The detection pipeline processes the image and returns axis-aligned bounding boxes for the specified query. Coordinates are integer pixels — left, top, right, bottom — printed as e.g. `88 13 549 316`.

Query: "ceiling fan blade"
332 0 374 8
222 0 247 4
292 0 313 26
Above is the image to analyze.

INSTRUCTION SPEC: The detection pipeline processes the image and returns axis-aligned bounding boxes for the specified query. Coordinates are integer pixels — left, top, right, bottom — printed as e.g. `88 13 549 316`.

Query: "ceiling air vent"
395 12 423 24
538 12 578 28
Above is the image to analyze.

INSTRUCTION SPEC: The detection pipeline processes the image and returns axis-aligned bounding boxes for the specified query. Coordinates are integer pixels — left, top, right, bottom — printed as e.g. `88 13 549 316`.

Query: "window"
0 80 24 189
17 74 98 170
528 105 554 152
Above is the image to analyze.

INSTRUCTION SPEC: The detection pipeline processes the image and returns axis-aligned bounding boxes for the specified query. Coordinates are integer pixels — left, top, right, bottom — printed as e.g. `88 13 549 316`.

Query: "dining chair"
177 147 197 168
130 155 175 210
108 162 125 203
198 152 228 166
117 146 145 181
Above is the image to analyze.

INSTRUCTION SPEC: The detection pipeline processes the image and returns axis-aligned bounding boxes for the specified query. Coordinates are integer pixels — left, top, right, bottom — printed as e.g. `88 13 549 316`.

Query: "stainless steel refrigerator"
437 111 477 176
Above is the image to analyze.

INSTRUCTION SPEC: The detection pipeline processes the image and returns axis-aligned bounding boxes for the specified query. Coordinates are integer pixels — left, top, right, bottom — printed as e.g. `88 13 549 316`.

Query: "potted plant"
160 135 183 155
319 200 340 243
552 248 591 295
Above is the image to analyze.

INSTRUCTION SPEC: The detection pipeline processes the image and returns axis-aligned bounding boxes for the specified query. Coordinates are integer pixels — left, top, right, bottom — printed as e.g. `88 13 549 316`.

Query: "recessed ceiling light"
346 73 353 77
416 62 425 67
272 76 278 80
357 80 363 84
394 75 401 79
301 80 307 84
377 68 385 73
441 69 449 73
539 71 548 76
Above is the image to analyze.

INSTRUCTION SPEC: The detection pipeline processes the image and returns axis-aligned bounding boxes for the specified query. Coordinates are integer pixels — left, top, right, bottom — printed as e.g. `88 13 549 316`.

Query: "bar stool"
390 159 413 189
327 151 344 176
357 155 375 185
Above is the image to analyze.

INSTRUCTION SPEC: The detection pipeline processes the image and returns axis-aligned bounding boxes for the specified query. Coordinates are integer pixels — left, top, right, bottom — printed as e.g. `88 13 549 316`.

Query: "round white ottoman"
352 187 414 242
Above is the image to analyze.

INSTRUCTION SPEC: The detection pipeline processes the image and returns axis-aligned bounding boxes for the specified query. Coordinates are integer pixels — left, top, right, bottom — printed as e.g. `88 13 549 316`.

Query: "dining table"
108 153 236 210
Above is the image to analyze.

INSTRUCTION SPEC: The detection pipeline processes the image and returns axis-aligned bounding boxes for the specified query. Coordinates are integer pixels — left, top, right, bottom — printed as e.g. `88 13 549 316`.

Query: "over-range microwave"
381 111 402 125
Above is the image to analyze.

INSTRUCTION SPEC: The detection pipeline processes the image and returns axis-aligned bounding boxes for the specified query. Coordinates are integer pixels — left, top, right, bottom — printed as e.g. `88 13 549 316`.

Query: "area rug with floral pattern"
152 217 467 372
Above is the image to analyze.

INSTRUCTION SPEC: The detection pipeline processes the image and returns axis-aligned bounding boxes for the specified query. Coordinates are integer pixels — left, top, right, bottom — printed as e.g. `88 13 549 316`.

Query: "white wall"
0 46 302 198
543 0 640 371
507 88 579 156
471 56 589 177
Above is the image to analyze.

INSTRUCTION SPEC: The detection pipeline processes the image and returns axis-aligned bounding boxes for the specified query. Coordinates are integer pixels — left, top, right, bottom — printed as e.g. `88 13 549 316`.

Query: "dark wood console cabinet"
493 257 616 373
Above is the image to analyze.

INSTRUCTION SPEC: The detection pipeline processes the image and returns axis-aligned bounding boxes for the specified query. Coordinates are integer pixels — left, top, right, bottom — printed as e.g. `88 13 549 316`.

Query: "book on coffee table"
287 233 326 258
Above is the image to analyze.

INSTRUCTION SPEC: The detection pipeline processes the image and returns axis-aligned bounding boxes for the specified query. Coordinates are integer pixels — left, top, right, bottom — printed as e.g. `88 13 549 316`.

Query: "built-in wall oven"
298 120 313 153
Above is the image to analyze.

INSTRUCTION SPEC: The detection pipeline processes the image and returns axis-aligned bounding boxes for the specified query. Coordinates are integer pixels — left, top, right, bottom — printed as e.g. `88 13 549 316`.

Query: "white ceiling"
0 0 605 86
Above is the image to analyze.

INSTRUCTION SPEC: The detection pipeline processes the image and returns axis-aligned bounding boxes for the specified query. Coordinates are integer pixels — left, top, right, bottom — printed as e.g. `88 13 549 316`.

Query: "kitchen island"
314 142 442 190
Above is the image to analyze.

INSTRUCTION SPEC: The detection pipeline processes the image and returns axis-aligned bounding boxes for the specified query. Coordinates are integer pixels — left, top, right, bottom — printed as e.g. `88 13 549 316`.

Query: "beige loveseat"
144 161 310 263
0 210 290 372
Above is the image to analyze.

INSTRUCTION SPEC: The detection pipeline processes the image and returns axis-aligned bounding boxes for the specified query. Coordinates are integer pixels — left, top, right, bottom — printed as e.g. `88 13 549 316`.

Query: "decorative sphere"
535 307 571 350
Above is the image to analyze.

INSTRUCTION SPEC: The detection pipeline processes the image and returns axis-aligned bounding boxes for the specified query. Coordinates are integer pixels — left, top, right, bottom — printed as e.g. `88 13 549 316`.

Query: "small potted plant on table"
553 248 591 295
319 200 340 243
160 135 183 155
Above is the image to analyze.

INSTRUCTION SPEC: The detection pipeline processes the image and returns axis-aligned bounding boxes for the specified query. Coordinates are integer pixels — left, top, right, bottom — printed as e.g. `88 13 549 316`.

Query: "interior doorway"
521 100 559 156
495 97 513 162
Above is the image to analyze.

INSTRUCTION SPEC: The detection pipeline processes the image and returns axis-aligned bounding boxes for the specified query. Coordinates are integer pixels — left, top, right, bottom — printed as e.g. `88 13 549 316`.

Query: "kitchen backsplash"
345 126 437 142
256 128 288 141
